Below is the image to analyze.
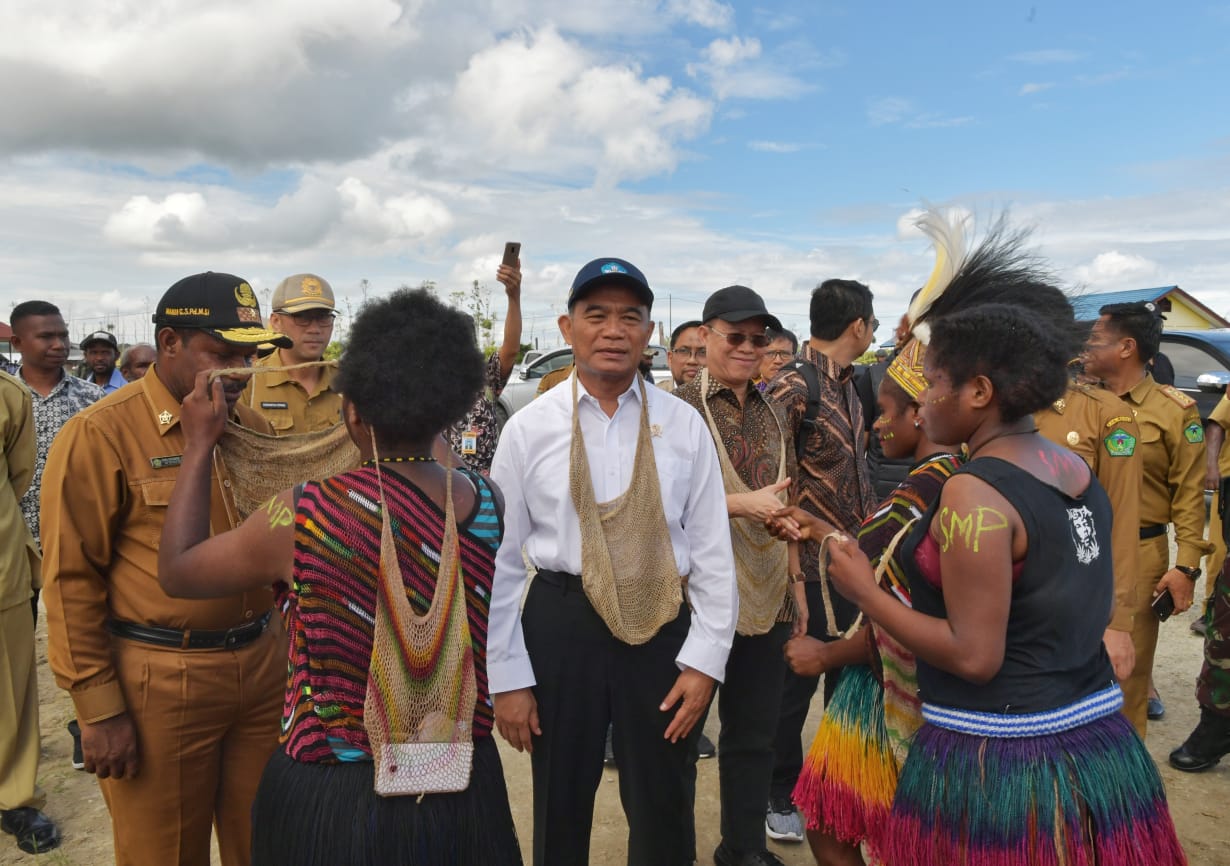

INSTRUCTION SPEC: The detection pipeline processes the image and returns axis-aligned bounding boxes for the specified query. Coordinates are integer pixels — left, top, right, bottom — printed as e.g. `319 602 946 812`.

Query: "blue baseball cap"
567 257 654 310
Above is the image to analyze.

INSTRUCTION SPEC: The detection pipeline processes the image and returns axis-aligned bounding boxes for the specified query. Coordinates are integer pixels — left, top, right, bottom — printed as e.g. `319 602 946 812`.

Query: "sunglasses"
709 325 771 349
763 350 794 360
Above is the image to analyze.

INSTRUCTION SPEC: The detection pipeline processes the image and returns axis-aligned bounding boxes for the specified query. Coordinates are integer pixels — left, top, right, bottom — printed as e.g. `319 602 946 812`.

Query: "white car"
496 345 671 428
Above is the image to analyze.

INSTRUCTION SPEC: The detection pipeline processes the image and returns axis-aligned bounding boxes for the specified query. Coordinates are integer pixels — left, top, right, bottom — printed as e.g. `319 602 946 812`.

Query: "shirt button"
223 479 232 488
245 609 254 619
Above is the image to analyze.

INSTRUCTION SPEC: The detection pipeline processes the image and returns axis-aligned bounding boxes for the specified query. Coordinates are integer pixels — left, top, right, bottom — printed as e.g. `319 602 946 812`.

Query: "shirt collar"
141 364 184 436
572 371 644 413
253 350 339 392
802 343 854 383
17 367 67 399
1122 372 1155 405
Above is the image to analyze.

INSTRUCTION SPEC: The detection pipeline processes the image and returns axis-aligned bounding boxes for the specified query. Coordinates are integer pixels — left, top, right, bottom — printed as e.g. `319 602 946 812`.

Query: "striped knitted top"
279 466 501 763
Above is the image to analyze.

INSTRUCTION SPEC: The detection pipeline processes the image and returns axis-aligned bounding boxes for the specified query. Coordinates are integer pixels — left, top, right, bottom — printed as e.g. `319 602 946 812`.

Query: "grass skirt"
885 709 1186 866
792 665 898 860
251 735 522 866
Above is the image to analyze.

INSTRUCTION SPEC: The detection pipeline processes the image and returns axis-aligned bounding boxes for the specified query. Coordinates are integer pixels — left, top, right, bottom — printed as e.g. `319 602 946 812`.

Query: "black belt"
108 610 273 650
535 569 583 590
1139 524 1166 540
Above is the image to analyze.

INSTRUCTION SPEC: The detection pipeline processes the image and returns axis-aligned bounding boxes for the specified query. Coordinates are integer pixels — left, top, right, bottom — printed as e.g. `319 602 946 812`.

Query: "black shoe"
0 808 62 855
1169 708 1230 772
1147 695 1166 721
67 719 84 770
696 732 716 759
714 841 787 866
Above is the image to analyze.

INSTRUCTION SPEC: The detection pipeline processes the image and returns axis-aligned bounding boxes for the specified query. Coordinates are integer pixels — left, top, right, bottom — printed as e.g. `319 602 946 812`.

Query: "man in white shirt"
489 257 737 866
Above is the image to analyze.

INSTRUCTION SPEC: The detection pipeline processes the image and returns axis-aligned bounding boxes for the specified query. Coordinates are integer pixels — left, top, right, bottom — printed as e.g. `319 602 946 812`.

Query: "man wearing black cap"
40 273 287 866
81 330 127 393
676 286 801 866
489 258 737 866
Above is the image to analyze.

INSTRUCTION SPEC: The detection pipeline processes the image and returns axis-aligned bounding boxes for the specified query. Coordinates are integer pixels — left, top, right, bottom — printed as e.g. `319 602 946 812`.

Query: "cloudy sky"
3 0 1229 347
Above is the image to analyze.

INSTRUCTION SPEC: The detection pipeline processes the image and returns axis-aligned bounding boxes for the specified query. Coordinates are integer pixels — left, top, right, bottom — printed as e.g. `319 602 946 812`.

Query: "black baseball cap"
567 258 654 309
702 285 782 332
80 330 118 352
152 272 291 348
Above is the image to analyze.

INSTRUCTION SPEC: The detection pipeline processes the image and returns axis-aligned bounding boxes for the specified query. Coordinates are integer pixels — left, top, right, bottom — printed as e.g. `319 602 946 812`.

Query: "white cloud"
1074 250 1157 285
748 140 804 153
686 35 811 100
1019 82 1055 95
1009 49 1086 64
868 97 911 126
868 97 972 129
452 27 711 183
666 0 734 29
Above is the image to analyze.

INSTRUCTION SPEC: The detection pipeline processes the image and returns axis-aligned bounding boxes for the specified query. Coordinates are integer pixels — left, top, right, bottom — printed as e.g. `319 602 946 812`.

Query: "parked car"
1159 330 1230 419
495 344 671 428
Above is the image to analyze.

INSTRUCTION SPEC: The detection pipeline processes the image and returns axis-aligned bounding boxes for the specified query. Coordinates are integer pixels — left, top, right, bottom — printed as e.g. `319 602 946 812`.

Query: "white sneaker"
764 800 804 843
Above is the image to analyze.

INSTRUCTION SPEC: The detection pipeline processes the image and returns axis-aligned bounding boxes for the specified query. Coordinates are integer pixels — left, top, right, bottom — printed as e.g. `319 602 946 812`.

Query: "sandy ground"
6 576 1226 866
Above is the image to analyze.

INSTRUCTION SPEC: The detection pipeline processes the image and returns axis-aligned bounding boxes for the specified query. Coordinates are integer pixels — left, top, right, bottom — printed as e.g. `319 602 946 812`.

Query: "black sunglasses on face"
709 325 771 348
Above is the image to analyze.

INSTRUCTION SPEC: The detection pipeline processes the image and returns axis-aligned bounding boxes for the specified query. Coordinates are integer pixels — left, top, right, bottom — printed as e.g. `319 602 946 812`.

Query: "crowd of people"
0 214 1225 866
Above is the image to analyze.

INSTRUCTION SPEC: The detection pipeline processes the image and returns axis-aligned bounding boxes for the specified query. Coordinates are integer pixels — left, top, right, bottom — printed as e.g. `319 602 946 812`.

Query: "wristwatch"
1175 565 1202 582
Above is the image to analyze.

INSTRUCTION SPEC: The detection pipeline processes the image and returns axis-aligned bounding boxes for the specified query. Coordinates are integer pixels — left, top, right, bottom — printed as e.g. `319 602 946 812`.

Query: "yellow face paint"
937 506 1009 553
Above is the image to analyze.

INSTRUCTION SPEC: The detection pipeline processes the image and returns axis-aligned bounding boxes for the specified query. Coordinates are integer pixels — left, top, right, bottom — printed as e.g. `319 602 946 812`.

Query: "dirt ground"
6 577 1226 866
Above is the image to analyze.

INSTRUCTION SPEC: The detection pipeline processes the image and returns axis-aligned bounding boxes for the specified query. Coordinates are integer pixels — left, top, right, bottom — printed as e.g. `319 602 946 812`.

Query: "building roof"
1069 286 1230 328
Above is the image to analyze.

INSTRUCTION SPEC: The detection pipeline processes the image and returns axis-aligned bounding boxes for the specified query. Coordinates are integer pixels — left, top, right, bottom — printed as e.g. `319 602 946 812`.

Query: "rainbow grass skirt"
792 665 898 861
884 684 1187 866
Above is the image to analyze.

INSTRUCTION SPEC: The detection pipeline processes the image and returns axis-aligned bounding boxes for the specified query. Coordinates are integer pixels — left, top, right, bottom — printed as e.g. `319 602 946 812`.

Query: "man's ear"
558 313 573 346
155 326 181 357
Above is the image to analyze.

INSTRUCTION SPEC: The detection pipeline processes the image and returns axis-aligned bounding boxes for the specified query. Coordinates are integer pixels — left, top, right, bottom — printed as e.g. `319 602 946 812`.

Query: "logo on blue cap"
600 262 629 275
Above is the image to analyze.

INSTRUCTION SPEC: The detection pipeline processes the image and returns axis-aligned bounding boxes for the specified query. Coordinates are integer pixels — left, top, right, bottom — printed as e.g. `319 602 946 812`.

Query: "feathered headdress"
905 207 971 346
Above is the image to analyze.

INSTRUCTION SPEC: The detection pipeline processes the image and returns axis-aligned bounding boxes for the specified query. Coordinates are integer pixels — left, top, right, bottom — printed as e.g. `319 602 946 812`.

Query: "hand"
737 479 791 522
1102 627 1136 681
81 713 140 780
1156 569 1195 615
791 580 809 638
179 371 229 452
783 636 831 677
825 535 876 607
660 667 715 743
497 262 522 303
766 506 832 542
1206 466 1220 492
493 688 541 753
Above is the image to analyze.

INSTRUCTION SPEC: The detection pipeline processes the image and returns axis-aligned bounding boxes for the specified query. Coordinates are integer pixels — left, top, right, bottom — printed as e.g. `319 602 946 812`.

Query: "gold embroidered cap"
153 272 291 348
885 337 928 400
272 273 336 314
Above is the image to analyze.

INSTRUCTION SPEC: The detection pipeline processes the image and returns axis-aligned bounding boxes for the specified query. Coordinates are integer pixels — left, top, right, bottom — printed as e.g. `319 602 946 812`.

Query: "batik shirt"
767 344 874 581
449 352 511 475
19 371 103 547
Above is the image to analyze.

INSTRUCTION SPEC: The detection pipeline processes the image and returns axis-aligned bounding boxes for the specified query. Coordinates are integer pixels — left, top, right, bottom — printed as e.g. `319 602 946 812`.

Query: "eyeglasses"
279 310 336 327
868 317 880 331
671 347 707 359
709 325 771 349
764 350 794 361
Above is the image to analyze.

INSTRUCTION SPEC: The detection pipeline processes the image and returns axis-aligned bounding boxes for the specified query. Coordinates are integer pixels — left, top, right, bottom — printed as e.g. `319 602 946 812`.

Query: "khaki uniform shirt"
1208 394 1230 476
1117 374 1211 570
1036 384 1140 631
0 373 38 611
40 365 276 724
536 364 573 397
241 350 341 434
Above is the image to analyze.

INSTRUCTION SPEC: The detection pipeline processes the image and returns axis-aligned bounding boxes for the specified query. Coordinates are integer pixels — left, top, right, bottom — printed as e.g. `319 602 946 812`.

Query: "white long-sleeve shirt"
487 373 737 693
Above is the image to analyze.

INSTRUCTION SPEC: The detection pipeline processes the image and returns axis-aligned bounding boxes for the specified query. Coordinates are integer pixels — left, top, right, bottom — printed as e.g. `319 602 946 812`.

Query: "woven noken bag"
363 459 477 797
697 368 790 636
569 375 683 645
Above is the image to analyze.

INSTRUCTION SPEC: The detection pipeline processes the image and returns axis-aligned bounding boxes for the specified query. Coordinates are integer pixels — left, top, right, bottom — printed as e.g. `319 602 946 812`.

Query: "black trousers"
523 571 702 866
769 579 855 801
715 622 791 853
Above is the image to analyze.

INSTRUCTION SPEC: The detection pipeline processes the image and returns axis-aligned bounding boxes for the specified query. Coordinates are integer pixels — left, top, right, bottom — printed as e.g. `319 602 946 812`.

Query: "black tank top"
902 456 1116 714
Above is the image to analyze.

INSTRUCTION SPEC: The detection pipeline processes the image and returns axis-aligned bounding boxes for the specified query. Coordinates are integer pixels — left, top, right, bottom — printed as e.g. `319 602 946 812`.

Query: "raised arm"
157 371 293 598
496 261 523 381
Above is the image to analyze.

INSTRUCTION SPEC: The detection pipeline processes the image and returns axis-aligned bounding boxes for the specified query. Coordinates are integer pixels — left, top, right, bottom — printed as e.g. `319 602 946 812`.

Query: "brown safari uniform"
242 350 341 434
1112 374 1211 735
1036 384 1141 636
40 367 284 866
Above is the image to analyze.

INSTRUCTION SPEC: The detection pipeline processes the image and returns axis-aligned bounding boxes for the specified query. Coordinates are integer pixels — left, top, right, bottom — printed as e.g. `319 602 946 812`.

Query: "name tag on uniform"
150 455 182 469
460 429 478 455
261 402 289 410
